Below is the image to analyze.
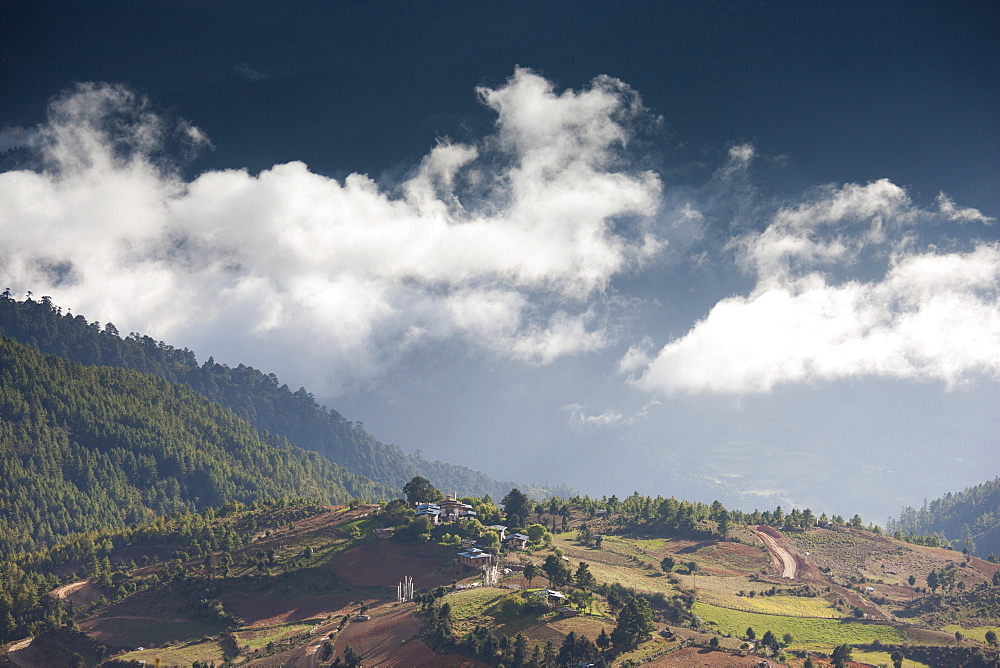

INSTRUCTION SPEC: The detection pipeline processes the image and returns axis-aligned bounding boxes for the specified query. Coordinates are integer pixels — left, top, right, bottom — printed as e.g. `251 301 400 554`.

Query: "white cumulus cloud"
0 71 665 394
635 180 1000 394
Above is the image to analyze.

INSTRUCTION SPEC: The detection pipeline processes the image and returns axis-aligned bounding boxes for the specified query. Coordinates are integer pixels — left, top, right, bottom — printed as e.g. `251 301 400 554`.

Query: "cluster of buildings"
415 496 478 523
411 496 531 568
456 525 531 567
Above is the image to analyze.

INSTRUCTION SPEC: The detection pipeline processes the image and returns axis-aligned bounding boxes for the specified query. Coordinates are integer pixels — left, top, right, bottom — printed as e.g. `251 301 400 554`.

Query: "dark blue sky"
2 0 998 521
4 1 996 206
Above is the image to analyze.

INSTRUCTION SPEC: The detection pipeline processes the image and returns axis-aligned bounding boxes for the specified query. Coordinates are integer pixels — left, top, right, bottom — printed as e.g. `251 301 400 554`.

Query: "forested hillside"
886 477 1000 558
0 334 392 554
0 293 570 500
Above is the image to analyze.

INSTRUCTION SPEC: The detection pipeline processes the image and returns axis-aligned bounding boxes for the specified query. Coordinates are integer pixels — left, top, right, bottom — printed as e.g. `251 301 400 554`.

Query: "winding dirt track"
6 637 36 668
49 578 102 608
753 525 899 622
754 527 797 578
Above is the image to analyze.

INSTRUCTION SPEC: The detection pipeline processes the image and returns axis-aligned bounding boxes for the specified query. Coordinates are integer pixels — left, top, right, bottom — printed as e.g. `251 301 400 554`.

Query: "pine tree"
610 595 654 649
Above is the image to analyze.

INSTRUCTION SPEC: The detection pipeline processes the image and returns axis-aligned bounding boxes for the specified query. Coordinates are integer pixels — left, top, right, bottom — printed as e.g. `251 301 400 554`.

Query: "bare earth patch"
48 579 102 608
334 542 464 589
6 637 39 668
225 592 355 627
333 604 436 667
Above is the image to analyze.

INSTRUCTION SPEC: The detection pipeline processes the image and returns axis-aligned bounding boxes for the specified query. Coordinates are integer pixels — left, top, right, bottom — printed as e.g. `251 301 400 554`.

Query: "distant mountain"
0 293 571 501
0 334 393 554
886 477 1000 558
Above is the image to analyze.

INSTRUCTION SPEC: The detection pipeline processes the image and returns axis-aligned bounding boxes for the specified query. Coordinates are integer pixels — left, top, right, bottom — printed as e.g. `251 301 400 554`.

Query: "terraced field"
447 586 505 614
693 574 834 609
7 502 998 667
692 601 905 651
80 616 222 649
233 620 320 652
940 623 1000 644
115 638 226 667
583 557 676 595
852 649 931 667
699 593 841 618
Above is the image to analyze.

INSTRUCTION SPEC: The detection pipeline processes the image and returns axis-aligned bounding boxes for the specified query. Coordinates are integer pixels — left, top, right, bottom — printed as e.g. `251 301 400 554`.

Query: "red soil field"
332 604 435 667
646 646 782 666
334 541 467 589
225 591 357 627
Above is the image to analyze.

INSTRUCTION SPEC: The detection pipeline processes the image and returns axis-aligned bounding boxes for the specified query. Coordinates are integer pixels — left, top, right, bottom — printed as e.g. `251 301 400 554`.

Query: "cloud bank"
3 72 996 402
635 179 1000 394
0 70 663 392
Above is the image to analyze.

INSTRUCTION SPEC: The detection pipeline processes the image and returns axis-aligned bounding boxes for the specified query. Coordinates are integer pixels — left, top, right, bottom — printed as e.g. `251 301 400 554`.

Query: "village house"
415 503 442 524
538 589 566 607
438 495 476 522
414 495 477 525
504 532 529 551
457 546 492 568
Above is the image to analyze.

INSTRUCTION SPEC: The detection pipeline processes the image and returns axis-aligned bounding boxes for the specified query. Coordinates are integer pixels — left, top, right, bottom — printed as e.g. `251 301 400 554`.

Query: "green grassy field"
443 588 506 624
692 574 841 617
852 649 931 667
709 594 842 618
940 624 1000 644
443 587 579 640
615 634 681 665
693 601 905 651
619 537 672 553
585 558 677 595
115 637 225 667
233 620 320 652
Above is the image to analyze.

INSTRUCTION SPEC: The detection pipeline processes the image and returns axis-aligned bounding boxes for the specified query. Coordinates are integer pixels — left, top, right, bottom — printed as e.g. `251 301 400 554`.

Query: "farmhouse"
415 503 442 524
438 495 476 522
538 589 566 607
457 547 492 568
504 533 529 551
414 495 478 525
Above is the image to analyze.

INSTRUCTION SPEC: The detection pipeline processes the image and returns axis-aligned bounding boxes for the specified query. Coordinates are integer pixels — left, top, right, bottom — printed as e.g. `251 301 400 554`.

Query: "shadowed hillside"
887 478 1000 559
0 334 392 554
0 293 573 501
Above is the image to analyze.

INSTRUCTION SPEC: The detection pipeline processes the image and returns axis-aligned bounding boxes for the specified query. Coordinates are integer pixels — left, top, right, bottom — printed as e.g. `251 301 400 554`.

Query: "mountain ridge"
887 477 1000 559
0 292 573 501
0 333 392 554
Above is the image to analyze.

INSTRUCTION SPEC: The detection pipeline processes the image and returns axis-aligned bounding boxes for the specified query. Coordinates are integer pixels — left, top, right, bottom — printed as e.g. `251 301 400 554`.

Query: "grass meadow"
693 601 905 651
852 650 932 667
117 637 225 667
940 623 1000 644
233 620 320 652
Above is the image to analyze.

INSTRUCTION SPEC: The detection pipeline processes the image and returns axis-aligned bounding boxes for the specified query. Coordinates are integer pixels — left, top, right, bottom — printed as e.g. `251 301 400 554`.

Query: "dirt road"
6 637 37 668
48 579 101 608
753 526 899 622
754 527 797 578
